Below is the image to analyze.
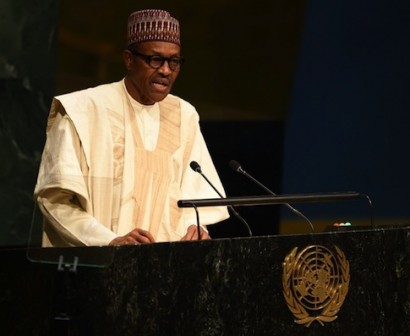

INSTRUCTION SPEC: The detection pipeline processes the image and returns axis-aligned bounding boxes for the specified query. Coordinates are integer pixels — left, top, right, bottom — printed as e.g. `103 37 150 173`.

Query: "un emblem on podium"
282 245 350 327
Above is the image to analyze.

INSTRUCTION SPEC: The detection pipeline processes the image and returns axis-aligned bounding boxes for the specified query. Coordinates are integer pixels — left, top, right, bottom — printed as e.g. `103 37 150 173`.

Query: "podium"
1 225 410 335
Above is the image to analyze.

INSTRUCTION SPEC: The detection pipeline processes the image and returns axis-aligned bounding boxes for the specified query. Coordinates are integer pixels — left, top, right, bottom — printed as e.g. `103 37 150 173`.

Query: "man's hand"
109 228 155 246
180 225 211 241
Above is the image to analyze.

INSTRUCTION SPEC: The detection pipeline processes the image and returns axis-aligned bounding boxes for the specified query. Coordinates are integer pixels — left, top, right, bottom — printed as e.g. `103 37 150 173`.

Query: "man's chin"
151 92 169 103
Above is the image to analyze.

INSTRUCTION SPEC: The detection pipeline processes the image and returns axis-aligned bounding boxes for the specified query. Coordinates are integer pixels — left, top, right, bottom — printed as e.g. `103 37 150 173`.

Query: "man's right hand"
109 228 155 246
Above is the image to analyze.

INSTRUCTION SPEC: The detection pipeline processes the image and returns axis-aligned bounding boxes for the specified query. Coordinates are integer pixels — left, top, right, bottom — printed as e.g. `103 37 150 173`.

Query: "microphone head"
190 161 202 173
229 160 242 173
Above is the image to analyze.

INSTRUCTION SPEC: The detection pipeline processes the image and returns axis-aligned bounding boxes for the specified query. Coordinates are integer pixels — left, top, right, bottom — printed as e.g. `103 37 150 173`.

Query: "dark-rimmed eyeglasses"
131 51 185 71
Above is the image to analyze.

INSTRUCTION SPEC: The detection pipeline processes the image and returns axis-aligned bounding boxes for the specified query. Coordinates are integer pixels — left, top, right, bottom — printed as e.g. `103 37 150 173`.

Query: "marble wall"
0 0 58 246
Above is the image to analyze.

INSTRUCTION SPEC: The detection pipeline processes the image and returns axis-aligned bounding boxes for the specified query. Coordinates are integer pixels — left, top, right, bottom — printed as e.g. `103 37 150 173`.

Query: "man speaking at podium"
34 9 229 247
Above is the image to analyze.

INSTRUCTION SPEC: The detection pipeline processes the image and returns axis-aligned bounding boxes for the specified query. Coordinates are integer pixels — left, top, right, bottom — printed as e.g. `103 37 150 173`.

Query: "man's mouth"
152 79 169 91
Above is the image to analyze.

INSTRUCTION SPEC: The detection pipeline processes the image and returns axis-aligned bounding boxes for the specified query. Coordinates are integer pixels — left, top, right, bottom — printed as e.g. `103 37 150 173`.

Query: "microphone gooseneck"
191 161 223 198
190 161 252 237
189 162 204 240
229 160 315 232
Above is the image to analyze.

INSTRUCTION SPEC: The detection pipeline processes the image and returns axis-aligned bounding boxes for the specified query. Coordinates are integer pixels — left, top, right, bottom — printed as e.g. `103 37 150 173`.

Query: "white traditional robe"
34 80 229 247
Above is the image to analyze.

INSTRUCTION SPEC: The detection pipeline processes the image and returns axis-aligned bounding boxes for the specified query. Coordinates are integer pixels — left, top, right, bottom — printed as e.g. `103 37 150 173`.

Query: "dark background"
282 0 410 230
0 0 409 246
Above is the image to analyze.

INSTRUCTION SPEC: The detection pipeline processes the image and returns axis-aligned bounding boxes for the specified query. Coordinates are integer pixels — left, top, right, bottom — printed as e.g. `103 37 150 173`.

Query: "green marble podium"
1 225 409 335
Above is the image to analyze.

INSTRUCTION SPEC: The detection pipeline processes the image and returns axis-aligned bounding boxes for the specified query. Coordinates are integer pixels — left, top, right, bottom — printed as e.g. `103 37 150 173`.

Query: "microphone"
229 160 315 232
190 161 252 237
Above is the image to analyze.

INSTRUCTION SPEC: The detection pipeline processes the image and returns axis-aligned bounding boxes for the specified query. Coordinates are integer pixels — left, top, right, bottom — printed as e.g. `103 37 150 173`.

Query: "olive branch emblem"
282 245 350 327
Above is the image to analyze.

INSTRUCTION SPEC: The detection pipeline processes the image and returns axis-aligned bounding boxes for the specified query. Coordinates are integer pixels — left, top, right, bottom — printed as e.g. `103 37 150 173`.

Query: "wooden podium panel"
1 225 409 335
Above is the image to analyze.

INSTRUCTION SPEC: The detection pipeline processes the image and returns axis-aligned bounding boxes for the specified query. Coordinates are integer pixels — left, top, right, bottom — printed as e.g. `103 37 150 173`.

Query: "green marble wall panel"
0 0 58 246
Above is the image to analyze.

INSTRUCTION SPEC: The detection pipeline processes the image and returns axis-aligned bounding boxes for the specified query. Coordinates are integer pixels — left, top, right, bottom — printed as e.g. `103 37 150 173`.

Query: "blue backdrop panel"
282 0 410 221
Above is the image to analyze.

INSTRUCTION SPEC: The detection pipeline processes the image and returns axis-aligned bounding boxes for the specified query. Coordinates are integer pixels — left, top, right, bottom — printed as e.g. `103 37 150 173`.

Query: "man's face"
124 41 181 105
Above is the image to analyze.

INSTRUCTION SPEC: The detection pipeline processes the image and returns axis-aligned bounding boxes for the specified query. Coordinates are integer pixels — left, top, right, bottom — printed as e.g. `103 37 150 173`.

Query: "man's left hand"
180 225 211 241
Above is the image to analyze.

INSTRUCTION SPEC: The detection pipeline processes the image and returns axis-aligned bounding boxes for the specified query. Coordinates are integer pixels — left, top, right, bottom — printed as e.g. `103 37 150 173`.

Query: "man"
34 9 229 247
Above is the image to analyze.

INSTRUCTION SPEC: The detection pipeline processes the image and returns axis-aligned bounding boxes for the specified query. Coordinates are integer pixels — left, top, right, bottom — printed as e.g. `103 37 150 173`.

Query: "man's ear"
123 50 133 70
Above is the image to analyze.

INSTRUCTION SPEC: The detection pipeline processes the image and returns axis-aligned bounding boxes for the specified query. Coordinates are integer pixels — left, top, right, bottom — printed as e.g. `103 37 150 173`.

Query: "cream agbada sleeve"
35 112 118 246
178 99 230 231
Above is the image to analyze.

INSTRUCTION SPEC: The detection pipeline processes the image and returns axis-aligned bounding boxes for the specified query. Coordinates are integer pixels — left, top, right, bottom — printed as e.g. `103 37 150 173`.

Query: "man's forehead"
137 41 181 54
